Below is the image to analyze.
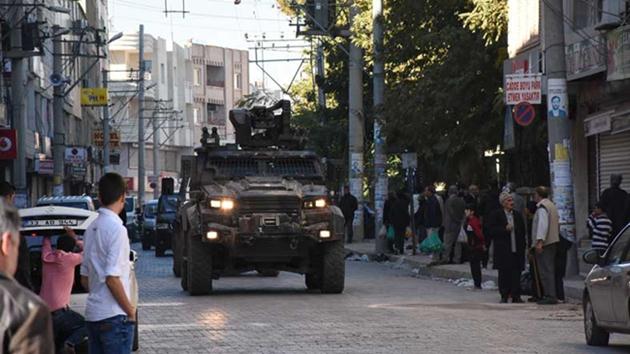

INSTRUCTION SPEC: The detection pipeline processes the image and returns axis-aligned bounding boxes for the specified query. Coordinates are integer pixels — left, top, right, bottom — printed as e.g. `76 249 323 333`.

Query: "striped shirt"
587 213 613 250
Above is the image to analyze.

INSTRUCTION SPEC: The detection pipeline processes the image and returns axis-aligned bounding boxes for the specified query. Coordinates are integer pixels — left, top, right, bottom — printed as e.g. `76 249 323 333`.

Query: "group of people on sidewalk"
376 183 578 305
0 173 136 354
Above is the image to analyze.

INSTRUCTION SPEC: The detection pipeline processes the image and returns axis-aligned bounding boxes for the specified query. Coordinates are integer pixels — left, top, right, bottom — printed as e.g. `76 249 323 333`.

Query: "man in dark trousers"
389 191 410 255
339 185 358 244
485 192 527 303
601 174 627 236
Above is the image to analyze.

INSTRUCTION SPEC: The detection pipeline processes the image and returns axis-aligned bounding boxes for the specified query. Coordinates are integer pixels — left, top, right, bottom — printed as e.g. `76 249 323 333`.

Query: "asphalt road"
133 245 630 354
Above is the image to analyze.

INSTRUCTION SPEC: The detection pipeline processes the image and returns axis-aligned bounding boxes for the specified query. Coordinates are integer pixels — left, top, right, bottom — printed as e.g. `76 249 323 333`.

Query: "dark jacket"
14 235 33 291
383 198 394 226
389 197 410 229
415 195 442 228
465 215 485 252
339 193 358 221
485 208 526 271
601 186 628 235
1 272 54 353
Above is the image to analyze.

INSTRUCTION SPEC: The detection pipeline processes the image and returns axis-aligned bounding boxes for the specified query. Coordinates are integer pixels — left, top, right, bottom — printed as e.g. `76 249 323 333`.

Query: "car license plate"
23 219 79 227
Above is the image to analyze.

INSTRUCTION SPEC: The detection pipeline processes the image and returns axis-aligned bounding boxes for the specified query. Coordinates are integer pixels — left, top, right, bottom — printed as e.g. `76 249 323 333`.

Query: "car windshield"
38 202 89 210
159 197 178 213
145 204 157 218
205 157 320 179
124 198 134 212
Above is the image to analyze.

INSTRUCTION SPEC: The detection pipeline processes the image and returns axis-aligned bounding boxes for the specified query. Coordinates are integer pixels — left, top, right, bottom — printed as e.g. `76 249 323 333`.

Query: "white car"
19 206 140 351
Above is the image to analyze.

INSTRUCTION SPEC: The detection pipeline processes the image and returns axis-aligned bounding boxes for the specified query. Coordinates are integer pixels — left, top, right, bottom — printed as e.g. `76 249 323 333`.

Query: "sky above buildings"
109 0 309 90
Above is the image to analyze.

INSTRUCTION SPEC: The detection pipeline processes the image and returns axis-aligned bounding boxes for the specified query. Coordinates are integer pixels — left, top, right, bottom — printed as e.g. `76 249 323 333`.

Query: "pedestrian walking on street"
416 186 442 258
40 226 88 352
531 186 561 305
479 184 501 269
0 181 32 291
464 184 480 209
587 202 613 252
440 185 465 264
81 173 136 354
389 191 411 255
464 204 485 289
600 174 627 236
383 192 397 252
339 185 358 244
0 198 55 353
486 192 526 303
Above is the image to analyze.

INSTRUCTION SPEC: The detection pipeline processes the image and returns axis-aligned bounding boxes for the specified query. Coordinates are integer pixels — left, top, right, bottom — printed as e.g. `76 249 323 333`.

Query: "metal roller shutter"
599 130 630 194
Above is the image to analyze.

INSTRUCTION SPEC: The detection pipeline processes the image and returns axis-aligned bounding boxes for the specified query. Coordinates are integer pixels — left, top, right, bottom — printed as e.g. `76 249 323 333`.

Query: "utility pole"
153 101 160 199
373 0 388 253
348 1 364 242
102 68 111 173
542 0 578 275
316 42 326 116
52 25 65 197
10 5 27 204
138 24 146 207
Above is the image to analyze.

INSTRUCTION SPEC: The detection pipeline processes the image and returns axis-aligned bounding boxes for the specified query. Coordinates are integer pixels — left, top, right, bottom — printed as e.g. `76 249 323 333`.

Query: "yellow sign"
81 88 108 106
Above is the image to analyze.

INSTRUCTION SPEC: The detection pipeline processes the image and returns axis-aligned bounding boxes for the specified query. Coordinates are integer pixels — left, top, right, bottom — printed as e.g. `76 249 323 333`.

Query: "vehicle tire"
257 270 279 277
155 244 165 257
320 240 345 294
584 295 610 346
186 235 213 295
172 229 183 278
141 237 150 251
180 259 188 291
132 309 139 351
305 273 321 290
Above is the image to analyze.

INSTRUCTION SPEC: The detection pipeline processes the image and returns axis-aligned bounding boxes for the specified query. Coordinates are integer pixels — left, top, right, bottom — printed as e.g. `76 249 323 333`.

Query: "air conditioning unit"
597 0 624 31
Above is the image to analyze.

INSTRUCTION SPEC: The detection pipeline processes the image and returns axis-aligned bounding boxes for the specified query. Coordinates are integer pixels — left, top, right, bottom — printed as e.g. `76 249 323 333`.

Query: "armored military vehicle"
173 100 345 295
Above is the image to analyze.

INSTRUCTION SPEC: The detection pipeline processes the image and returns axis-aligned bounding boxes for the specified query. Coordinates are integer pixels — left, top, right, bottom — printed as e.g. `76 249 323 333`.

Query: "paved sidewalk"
345 240 586 301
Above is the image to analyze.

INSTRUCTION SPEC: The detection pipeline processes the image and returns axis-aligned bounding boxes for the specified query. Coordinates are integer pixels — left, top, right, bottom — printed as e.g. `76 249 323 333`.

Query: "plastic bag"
387 226 395 241
378 225 387 239
405 226 413 239
419 230 443 253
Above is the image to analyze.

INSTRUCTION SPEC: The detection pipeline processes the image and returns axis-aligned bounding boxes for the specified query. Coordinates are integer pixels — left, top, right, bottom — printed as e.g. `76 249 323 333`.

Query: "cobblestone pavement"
133 244 630 354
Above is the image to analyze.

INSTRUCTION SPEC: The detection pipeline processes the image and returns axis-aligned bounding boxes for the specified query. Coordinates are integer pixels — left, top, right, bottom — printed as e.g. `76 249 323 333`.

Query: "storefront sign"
64 147 87 164
584 111 613 136
504 74 542 105
565 37 606 81
607 25 630 81
36 159 54 175
0 129 17 160
92 130 121 147
80 88 108 106
70 165 87 177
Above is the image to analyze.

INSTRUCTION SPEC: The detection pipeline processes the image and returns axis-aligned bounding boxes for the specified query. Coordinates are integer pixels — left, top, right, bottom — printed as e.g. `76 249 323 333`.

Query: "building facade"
188 42 249 145
2 0 108 206
505 0 630 246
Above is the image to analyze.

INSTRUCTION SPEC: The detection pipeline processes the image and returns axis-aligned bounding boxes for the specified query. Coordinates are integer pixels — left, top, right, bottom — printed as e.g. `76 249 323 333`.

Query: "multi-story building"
188 42 249 144
505 0 630 248
2 0 107 206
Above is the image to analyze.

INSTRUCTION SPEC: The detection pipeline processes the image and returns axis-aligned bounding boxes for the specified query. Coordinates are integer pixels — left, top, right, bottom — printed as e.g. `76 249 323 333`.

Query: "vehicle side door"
589 226 630 325
610 226 630 324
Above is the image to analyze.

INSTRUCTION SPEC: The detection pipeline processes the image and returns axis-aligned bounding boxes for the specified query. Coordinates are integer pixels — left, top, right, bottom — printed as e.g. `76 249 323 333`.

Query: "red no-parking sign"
512 102 536 127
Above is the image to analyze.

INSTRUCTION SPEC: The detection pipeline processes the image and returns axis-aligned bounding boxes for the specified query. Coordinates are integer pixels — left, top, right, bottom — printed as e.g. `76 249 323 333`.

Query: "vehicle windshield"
37 202 89 210
205 157 321 179
159 196 178 214
145 204 157 218
124 198 134 212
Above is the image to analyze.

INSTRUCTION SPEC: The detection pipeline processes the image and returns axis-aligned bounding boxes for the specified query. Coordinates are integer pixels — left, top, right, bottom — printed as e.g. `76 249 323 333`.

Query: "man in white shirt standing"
532 186 561 305
80 173 135 354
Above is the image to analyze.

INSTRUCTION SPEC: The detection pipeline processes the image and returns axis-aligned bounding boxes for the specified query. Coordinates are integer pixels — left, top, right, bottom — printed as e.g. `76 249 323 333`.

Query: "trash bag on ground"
419 230 442 253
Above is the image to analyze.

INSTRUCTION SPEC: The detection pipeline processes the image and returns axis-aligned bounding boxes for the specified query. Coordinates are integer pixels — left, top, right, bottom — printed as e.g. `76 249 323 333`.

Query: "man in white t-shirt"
80 173 135 354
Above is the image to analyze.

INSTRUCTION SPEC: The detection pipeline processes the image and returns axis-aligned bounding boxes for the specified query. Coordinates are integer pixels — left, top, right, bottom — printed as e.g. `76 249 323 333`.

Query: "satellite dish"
49 73 68 87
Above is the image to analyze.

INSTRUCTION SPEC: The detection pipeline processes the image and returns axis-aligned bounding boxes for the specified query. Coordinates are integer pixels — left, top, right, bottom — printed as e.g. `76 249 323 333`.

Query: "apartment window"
234 72 242 90
206 65 225 87
574 0 603 29
160 63 165 84
193 68 201 86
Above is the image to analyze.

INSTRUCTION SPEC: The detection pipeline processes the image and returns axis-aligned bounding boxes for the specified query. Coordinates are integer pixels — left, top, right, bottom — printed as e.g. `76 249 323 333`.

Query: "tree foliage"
460 0 508 46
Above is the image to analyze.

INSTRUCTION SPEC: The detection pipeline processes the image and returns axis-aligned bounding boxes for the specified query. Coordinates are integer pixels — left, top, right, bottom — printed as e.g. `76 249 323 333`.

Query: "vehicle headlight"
209 199 235 211
304 198 327 209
